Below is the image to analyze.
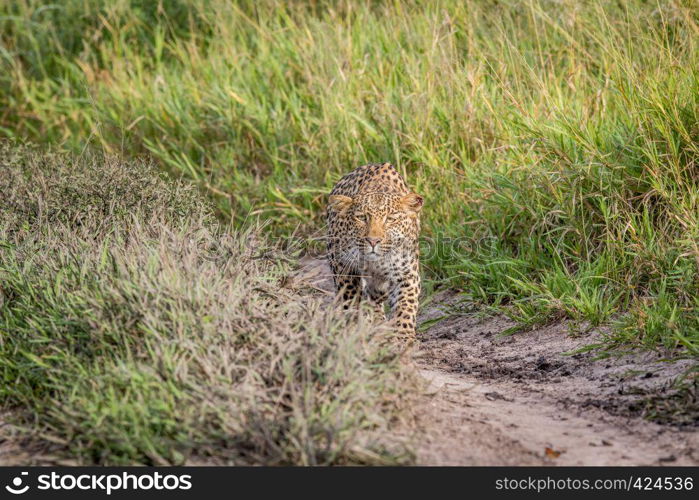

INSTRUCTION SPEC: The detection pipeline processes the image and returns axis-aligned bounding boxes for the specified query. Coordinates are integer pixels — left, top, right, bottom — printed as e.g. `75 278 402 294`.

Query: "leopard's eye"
387 213 401 223
354 214 368 224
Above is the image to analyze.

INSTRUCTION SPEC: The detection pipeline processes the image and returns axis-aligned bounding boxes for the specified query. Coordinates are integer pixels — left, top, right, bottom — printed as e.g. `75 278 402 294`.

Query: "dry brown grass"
0 143 418 465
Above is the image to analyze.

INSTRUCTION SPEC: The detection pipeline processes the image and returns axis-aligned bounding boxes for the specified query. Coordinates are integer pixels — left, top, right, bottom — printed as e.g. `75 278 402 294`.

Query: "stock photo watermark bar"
0 468 696 498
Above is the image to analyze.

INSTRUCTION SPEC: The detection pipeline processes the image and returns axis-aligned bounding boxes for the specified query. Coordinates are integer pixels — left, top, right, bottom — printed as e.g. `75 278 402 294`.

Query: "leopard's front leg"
387 270 421 337
329 257 361 309
363 277 388 320
333 273 361 309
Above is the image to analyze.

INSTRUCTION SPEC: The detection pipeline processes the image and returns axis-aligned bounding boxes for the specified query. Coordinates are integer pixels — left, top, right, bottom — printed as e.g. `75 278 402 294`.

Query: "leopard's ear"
400 192 424 213
328 194 353 212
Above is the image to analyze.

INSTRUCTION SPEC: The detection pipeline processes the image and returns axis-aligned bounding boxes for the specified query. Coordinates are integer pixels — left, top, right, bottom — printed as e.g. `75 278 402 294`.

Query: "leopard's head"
328 191 423 259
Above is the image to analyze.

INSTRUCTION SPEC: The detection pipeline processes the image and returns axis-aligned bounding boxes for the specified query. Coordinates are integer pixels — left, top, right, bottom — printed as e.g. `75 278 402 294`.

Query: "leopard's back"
329 162 410 198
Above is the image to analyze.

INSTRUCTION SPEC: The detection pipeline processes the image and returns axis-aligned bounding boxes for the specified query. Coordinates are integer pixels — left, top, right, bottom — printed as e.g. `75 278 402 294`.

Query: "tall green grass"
1 0 697 353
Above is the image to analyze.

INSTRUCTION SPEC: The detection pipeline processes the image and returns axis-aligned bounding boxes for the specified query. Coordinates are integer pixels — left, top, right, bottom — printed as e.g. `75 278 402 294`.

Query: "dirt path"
298 257 698 466
412 291 698 465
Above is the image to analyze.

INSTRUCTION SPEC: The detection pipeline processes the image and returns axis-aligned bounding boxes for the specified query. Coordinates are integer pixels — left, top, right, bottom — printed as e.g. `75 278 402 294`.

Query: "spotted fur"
326 163 423 337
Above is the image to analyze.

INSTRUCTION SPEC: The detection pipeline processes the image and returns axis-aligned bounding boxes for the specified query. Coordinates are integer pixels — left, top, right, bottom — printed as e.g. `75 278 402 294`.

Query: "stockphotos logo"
3 471 192 496
5 472 29 495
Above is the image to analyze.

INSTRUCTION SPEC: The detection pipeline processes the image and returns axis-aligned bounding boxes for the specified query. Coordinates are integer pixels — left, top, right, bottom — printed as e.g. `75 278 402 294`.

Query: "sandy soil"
413 292 698 465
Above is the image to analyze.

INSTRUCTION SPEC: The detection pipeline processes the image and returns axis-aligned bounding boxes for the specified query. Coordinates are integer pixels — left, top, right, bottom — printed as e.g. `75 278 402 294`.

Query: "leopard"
326 162 423 337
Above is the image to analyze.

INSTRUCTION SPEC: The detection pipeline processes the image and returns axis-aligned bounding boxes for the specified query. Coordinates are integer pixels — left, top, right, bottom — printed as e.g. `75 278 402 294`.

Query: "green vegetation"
0 144 415 464
0 1 697 371
0 0 697 464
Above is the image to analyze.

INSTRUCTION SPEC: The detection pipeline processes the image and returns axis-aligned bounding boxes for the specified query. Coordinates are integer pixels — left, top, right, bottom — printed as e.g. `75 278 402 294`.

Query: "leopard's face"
328 191 423 265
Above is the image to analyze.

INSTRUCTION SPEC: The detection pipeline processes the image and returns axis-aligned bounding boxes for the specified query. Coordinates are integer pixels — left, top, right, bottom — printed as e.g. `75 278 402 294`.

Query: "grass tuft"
0 143 416 465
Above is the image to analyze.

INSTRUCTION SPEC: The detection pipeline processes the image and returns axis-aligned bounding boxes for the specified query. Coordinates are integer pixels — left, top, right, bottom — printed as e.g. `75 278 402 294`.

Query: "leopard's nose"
365 237 382 248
